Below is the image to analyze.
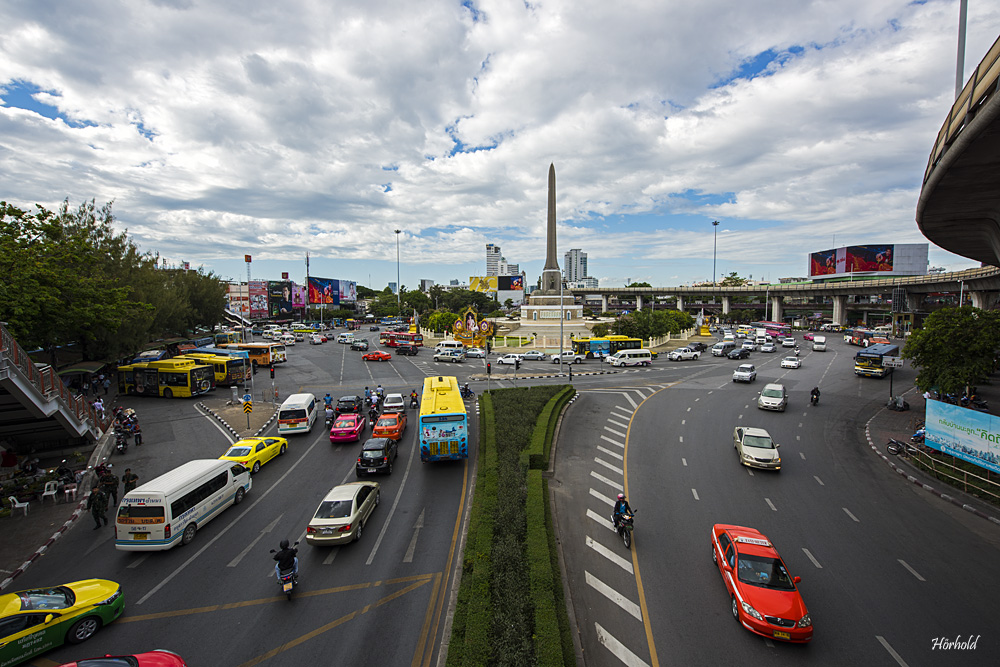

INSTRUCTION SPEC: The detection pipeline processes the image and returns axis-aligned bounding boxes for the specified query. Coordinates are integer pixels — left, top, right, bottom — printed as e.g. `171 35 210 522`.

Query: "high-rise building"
498 257 520 276
486 243 502 276
564 249 588 282
419 279 435 292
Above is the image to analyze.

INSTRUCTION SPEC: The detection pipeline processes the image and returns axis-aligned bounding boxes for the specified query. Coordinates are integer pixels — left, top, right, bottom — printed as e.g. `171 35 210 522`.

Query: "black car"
396 344 419 356
356 437 398 476
728 347 751 360
350 339 369 351
687 342 708 352
369 325 380 331
336 395 364 415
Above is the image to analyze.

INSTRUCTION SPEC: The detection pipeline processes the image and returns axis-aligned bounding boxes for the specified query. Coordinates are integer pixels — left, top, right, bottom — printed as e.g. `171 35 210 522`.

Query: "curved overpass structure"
918 33 1000 265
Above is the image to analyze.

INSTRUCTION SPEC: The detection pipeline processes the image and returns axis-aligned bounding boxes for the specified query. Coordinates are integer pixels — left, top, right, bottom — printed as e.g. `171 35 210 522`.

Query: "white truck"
812 335 827 351
667 347 701 361
551 351 585 364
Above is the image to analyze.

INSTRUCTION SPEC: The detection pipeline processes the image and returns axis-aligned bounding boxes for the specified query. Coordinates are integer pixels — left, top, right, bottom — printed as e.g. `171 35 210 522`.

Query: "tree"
627 281 651 288
903 306 1000 394
591 323 610 337
426 310 459 333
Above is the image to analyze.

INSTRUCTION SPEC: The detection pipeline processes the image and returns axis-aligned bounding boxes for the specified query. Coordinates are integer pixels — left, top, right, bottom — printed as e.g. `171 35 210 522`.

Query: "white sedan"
496 353 522 365
780 356 801 369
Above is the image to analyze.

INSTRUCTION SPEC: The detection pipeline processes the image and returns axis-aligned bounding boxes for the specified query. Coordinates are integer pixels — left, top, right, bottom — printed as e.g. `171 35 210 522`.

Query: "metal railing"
906 446 1000 506
0 323 109 437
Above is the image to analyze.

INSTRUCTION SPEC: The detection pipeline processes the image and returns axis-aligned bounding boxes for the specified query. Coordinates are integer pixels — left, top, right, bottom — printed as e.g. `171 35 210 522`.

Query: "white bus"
115 459 251 551
278 393 319 435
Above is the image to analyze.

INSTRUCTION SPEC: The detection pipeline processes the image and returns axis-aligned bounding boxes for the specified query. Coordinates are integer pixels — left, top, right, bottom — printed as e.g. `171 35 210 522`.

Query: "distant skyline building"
568 277 599 289
564 248 588 282
419 278 435 292
388 282 397 294
486 243 502 276
498 257 519 276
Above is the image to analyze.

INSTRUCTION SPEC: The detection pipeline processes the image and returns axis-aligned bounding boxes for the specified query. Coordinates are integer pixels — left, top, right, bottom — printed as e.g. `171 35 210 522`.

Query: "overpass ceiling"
917 88 1000 267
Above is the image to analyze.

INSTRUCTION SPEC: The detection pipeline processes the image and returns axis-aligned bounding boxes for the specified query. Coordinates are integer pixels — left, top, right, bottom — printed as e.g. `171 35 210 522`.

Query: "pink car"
802 332 814 341
330 413 367 443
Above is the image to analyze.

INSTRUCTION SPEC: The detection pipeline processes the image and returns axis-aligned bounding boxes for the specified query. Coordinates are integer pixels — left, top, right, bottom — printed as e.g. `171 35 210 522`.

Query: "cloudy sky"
2 0 998 290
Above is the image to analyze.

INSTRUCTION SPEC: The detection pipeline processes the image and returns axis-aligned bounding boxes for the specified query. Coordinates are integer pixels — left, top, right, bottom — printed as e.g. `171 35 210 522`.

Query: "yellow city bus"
175 353 250 388
223 342 287 368
418 375 469 462
117 359 214 398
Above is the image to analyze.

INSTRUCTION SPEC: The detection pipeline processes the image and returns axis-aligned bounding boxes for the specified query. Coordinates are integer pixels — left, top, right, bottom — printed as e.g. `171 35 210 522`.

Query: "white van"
278 393 318 435
337 332 354 344
434 340 466 353
712 341 737 356
280 332 296 345
812 335 827 351
609 349 653 367
115 459 251 551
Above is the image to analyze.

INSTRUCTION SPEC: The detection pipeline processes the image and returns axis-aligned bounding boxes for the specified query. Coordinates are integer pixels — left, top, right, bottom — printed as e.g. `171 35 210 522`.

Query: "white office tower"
564 249 588 282
486 243 502 276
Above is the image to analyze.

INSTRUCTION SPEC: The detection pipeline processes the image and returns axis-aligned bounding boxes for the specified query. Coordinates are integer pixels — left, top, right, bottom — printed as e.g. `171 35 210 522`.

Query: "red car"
802 332 814 341
58 651 187 666
710 524 812 643
362 351 392 362
330 413 367 443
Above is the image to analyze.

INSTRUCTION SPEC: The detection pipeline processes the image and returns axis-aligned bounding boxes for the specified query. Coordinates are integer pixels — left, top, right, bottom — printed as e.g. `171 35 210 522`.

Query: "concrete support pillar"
636 294 644 311
676 295 685 312
971 291 1000 310
601 294 608 313
832 295 846 325
906 293 922 313
770 296 784 323
722 295 731 314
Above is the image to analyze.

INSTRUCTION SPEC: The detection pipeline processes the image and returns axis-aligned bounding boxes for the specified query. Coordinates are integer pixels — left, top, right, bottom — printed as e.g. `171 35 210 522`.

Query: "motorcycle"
613 510 636 548
810 393 819 406
270 542 299 600
887 396 910 411
460 385 475 399
115 429 129 454
911 427 925 444
409 396 419 409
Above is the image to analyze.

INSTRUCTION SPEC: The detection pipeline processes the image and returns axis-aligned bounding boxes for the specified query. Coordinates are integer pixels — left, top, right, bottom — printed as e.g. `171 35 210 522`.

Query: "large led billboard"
308 277 339 305
498 275 524 291
808 244 926 278
469 276 498 292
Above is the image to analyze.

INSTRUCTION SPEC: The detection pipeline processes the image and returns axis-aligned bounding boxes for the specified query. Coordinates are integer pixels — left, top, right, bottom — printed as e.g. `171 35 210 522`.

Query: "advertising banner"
846 245 894 273
339 280 357 303
810 245 896 276
469 276 498 292
292 284 307 308
809 249 837 276
925 400 1000 475
269 280 294 317
498 275 524 291
249 281 268 319
308 277 340 305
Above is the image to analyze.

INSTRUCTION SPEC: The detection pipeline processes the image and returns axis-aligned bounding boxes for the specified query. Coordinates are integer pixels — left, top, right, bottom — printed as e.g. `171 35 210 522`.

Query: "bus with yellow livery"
117 358 214 398
222 342 287 369
175 352 250 388
418 376 469 462
571 335 643 359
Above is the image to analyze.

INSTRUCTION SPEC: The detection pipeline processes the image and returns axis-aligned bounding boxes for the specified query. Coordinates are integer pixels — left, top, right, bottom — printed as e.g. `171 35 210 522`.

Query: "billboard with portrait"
292 284 307 308
469 276 498 292
269 281 295 317
249 281 268 319
808 243 923 277
308 277 340 305
339 280 357 303
846 245 894 273
925 400 1000 475
809 249 837 276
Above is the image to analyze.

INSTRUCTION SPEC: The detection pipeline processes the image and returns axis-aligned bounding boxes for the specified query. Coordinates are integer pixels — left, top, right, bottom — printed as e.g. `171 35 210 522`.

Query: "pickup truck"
550 351 585 364
667 348 701 361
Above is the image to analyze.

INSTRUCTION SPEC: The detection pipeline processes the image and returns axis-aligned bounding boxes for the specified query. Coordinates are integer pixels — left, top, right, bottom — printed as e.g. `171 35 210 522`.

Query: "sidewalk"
0 395 276 591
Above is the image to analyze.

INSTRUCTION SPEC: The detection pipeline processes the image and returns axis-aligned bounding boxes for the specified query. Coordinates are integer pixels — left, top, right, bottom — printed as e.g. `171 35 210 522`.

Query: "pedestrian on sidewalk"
93 397 105 420
87 486 108 529
82 378 90 396
100 465 119 506
133 424 143 446
121 468 139 493
102 377 111 396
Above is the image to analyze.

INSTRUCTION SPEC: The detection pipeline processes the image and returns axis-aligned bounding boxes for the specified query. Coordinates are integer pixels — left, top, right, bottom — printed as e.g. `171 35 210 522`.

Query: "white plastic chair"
7 495 28 517
41 481 58 504
63 483 78 502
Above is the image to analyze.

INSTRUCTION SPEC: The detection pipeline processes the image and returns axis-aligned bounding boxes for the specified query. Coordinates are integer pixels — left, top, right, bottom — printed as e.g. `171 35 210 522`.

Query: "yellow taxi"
0 579 125 666
219 437 288 474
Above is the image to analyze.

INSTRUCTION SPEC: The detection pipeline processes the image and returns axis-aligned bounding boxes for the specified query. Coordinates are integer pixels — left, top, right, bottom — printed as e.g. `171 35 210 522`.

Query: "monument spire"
539 163 562 294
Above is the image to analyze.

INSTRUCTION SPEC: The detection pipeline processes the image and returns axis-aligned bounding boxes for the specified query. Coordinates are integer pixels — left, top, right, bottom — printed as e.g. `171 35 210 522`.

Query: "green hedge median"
448 385 576 667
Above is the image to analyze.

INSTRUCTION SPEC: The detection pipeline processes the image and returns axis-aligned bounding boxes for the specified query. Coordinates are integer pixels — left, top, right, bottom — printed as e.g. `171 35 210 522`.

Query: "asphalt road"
553 339 1000 667
17 335 478 667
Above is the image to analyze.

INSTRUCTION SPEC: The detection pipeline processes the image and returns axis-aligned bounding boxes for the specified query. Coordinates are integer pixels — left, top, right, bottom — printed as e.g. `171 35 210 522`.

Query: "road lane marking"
813 475 825 486
681 419 685 425
590 488 615 506
228 514 283 568
591 471 624 491
598 446 624 461
799 452 806 459
876 635 911 667
605 426 627 438
691 488 700 501
84 530 114 557
323 548 339 565
126 553 151 570
366 435 419 566
608 418 630 429
615 405 634 414
586 509 615 531
842 507 860 523
601 435 625 448
747 468 754 477
681 458 687 466
136 432 327 605
765 498 777 511
595 457 624 475
595 623 651 667
802 548 823 569
898 559 925 581
587 536 634 574
686 407 691 412
195 403 239 443
403 508 425 563
586 571 642 620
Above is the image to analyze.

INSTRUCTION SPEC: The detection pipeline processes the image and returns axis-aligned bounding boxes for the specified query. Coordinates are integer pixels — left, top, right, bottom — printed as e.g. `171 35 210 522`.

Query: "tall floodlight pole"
394 230 402 316
956 0 968 99
712 220 720 286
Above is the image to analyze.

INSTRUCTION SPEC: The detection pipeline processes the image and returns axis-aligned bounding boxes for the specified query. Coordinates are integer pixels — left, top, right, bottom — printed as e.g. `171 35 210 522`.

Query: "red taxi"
710 524 812 643
330 413 367 443
362 351 392 362
372 411 407 441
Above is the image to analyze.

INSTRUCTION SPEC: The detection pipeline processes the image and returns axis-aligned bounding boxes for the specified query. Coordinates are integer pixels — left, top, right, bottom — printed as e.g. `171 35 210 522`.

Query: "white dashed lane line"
595 458 624 475
590 488 615 506
591 471 623 492
605 426 627 438
601 435 625 448
586 536 634 573
802 548 823 569
586 509 615 531
598 446 624 461
596 623 651 667
898 559 926 581
586 571 643 620
842 507 860 523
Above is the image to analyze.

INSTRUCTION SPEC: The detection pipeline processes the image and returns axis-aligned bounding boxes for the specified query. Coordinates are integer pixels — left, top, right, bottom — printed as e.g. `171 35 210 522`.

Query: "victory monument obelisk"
520 163 583 334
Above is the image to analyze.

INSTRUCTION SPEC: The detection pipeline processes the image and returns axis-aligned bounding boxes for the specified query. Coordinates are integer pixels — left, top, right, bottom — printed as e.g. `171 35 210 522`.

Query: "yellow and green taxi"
218 437 288 474
0 579 125 666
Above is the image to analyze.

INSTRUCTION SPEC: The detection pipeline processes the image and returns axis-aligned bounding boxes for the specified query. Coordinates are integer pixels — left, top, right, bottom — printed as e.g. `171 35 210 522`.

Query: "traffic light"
486 362 491 375
270 367 275 379
515 358 520 371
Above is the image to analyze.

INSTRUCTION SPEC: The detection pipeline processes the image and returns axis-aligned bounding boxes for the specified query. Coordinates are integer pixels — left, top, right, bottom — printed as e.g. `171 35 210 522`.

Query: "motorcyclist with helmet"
810 386 820 405
273 539 298 582
612 493 632 529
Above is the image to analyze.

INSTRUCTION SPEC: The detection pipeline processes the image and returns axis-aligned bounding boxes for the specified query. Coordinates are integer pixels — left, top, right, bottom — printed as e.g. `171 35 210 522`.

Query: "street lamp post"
712 220 720 286
394 229 401 316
